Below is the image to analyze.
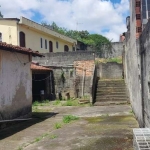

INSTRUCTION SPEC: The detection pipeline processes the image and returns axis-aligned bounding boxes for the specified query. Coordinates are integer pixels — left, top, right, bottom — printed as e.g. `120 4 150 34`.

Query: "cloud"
0 0 129 41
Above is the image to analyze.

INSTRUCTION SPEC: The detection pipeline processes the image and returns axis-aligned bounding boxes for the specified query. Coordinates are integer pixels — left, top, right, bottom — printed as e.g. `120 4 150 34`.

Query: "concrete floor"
0 104 139 150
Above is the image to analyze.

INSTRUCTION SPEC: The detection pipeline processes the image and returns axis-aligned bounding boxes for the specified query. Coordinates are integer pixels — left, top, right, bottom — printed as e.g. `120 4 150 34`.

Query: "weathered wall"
0 19 18 45
52 60 95 100
124 0 143 127
0 50 32 120
124 34 143 127
33 51 95 66
140 21 150 127
97 62 123 79
87 42 123 58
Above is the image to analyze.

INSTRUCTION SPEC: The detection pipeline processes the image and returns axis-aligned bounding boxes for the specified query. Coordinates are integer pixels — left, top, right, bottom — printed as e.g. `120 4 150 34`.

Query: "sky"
0 0 129 42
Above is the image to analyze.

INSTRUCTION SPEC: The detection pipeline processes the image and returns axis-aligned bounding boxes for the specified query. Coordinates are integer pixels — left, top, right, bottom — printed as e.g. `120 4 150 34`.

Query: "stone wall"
87 42 123 58
97 62 123 79
33 51 95 66
52 60 95 100
0 50 32 120
140 21 150 127
123 0 144 127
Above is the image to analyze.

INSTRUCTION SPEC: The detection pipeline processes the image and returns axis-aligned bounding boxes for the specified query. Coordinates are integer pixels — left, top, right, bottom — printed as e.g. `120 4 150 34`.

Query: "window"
45 39 47 49
49 41 53 52
64 45 69 52
136 1 141 7
40 38 43 48
136 14 141 20
19 31 26 47
72 46 75 51
0 33 2 42
56 41 58 49
136 27 142 33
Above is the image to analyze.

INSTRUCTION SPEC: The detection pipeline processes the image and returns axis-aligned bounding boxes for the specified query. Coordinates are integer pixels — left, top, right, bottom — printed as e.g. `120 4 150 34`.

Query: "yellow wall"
18 24 74 53
0 20 18 45
0 17 77 53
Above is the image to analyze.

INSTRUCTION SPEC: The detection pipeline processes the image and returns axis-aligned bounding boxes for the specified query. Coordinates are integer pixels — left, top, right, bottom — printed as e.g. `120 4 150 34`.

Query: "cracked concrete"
0 104 138 150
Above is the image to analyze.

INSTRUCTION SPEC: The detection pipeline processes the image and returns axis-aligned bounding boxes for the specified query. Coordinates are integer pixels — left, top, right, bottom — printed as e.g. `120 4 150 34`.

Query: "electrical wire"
14 52 30 66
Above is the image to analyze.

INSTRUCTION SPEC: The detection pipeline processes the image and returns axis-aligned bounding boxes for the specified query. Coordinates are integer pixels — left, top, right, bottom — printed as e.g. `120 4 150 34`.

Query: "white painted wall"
0 50 32 120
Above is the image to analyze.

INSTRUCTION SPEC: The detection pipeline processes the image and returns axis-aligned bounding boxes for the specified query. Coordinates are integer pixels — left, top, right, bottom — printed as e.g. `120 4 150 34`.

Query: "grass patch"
32 100 50 106
17 147 23 150
62 100 78 106
63 115 79 123
95 57 122 64
107 57 122 64
55 122 62 129
53 100 61 105
50 134 58 139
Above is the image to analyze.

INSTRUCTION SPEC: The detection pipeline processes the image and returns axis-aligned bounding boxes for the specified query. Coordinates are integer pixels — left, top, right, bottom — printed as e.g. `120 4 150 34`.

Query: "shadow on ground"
0 112 58 140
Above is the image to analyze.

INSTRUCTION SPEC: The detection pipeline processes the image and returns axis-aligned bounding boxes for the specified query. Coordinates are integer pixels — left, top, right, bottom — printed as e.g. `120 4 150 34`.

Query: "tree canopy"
41 22 111 54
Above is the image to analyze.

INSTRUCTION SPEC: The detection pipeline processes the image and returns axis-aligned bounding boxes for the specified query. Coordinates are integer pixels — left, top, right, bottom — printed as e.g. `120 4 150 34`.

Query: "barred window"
136 1 141 7
136 14 141 20
136 27 142 33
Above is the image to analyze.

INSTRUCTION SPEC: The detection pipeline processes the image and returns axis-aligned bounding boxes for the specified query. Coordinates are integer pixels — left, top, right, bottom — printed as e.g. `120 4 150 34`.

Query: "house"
31 63 55 101
76 40 87 50
0 42 42 120
0 17 77 53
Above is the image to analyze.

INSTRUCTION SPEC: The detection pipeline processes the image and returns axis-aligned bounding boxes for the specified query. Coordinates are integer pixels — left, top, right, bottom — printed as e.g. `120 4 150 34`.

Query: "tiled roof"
31 63 51 71
0 42 43 57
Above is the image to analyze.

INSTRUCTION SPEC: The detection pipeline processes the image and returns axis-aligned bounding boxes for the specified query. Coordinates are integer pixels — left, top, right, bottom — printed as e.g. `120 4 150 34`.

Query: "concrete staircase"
94 79 129 106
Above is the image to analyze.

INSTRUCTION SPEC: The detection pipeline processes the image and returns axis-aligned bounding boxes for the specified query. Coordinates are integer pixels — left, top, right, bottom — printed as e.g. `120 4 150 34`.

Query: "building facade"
141 0 150 28
0 17 77 53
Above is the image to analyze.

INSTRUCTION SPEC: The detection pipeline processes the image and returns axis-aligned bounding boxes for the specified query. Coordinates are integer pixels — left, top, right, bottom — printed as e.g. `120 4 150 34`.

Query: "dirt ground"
0 104 138 150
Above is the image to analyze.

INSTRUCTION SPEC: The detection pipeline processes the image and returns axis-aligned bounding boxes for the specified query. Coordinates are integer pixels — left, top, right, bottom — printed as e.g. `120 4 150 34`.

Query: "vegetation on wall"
41 22 111 55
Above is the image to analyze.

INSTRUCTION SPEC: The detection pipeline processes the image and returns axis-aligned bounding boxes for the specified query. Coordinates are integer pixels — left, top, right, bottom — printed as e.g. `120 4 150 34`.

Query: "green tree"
40 21 111 55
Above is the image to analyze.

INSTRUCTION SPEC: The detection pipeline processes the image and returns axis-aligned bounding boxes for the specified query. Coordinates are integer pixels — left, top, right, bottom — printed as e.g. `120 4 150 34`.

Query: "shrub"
55 123 62 129
63 115 79 123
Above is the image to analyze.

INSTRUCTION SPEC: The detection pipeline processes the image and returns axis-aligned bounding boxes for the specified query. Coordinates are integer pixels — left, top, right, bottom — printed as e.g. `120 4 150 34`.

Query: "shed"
0 42 43 120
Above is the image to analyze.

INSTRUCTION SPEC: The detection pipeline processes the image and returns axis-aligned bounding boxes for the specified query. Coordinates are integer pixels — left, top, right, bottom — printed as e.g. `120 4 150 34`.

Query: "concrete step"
97 88 126 92
95 97 128 102
98 85 126 88
94 101 129 106
96 92 127 96
98 82 125 85
96 95 127 98
98 80 125 84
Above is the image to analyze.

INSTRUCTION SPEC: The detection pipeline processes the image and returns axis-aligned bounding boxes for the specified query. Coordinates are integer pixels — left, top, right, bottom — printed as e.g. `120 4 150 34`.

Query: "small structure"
0 42 42 120
31 63 55 101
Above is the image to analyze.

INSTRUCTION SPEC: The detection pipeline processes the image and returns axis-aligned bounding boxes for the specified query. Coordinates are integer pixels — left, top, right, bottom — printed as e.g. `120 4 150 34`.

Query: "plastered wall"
0 50 32 120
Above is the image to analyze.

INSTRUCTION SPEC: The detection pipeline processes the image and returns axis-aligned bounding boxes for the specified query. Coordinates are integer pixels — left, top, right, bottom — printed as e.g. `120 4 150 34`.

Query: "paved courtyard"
0 104 138 150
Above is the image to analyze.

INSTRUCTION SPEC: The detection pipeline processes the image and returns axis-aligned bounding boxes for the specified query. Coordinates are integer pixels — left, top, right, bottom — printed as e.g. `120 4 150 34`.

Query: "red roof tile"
31 63 51 71
0 42 43 57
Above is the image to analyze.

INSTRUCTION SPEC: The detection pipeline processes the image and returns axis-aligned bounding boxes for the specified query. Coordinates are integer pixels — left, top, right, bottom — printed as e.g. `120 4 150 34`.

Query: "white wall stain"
0 50 32 109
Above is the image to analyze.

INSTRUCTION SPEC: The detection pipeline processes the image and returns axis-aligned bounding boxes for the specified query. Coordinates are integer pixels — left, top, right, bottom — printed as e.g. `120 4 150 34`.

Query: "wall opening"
32 74 47 101
19 31 26 47
49 41 53 52
64 45 69 52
